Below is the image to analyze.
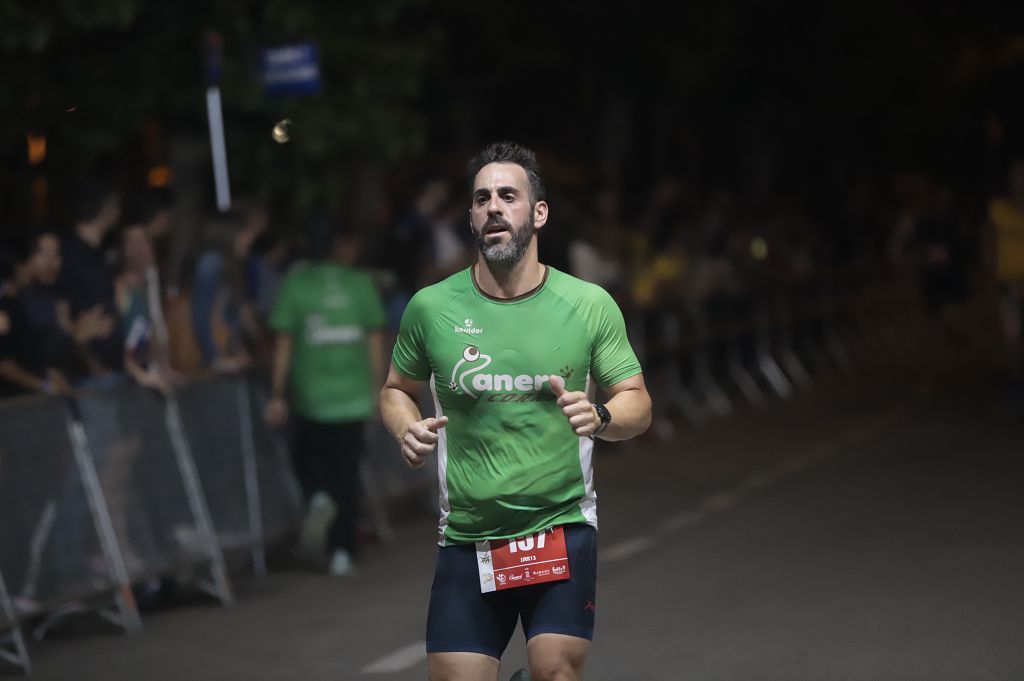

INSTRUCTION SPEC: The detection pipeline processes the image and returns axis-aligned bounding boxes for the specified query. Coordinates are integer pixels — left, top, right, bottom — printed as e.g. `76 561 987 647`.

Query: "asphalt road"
16 361 1024 681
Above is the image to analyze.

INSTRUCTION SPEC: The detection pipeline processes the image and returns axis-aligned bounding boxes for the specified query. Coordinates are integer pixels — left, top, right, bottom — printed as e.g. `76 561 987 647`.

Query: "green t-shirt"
392 266 642 545
270 263 385 423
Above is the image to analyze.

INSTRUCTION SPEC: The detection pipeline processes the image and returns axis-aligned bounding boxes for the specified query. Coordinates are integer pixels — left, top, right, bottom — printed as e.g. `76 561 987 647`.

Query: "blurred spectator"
189 200 268 372
123 187 174 281
246 226 293 348
386 178 449 327
264 221 386 576
987 159 1024 396
58 180 123 383
116 223 175 393
567 187 626 293
916 184 973 342
0 231 74 398
420 197 474 286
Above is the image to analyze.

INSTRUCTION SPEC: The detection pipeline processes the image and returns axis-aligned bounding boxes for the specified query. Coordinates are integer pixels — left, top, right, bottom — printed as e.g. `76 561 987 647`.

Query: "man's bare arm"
598 373 652 441
550 372 652 441
381 365 447 468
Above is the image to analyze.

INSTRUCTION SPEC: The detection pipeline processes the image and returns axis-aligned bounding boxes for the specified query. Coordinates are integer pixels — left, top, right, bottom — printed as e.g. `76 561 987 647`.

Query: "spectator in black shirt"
58 180 123 381
0 231 75 398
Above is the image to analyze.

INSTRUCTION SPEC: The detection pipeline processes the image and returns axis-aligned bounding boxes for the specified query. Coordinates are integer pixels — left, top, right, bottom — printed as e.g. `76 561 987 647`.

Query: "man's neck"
473 253 545 300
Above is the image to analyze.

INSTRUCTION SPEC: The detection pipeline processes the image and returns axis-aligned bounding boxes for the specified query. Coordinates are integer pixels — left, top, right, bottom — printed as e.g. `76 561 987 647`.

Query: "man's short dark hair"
467 141 546 204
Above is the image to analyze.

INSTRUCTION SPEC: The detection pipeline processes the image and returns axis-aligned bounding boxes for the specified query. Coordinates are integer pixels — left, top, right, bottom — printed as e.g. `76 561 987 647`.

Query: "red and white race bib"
476 526 571 593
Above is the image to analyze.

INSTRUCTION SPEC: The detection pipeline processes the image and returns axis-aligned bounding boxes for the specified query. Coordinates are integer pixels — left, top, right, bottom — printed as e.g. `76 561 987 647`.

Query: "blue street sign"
260 43 322 96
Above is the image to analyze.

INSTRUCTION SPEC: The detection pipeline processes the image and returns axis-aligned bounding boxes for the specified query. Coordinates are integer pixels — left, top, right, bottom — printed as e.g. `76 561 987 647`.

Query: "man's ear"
533 200 549 230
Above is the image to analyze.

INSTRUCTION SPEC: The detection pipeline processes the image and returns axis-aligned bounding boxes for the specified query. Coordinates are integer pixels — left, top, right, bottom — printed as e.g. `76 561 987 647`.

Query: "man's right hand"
400 416 449 469
264 396 289 428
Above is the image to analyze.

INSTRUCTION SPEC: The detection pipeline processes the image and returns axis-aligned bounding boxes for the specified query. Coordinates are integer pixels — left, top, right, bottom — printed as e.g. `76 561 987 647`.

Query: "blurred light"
31 176 48 223
26 133 46 165
65 105 77 113
147 165 173 188
750 237 769 261
272 118 292 143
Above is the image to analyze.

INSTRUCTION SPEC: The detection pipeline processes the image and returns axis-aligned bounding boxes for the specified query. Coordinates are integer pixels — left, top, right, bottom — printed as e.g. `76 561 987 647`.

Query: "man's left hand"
549 375 599 436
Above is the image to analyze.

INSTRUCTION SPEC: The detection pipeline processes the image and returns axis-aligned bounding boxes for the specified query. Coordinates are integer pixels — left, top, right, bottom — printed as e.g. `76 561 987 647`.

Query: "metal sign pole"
204 32 231 212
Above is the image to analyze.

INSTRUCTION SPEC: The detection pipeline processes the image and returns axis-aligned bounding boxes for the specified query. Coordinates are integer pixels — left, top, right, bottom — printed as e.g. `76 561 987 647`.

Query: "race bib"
476 526 571 593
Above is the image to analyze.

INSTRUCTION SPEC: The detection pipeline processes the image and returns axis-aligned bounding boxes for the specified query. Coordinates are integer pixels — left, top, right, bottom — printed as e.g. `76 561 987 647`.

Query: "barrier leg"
235 380 267 576
163 398 234 605
18 502 56 608
727 336 767 406
694 346 733 416
65 415 142 635
660 314 706 428
0 569 31 675
777 299 813 390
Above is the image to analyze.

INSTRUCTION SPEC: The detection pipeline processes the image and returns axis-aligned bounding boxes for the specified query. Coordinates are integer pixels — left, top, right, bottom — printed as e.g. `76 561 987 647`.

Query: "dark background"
3 1 1023 229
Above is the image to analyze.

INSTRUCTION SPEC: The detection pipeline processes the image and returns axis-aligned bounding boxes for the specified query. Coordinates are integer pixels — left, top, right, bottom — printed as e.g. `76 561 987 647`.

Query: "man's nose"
486 194 504 216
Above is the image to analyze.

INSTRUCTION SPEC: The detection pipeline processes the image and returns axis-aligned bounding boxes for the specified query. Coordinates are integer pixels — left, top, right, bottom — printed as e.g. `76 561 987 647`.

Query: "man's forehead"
472 162 528 191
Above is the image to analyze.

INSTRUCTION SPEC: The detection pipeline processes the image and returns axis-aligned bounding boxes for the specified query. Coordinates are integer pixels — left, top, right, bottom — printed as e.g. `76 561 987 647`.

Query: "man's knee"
427 651 499 681
529 658 582 681
527 634 588 681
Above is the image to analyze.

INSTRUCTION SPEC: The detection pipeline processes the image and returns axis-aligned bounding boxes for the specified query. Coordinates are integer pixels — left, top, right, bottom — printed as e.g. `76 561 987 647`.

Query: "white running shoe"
300 491 337 559
327 549 355 577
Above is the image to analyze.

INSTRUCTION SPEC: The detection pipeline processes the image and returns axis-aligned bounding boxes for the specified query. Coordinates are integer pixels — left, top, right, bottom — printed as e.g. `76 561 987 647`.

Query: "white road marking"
601 535 658 563
739 471 778 491
780 456 811 473
361 641 427 675
702 490 740 512
661 510 706 532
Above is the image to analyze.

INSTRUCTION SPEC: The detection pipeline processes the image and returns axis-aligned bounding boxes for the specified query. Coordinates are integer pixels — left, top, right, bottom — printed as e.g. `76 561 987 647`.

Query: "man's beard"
474 214 535 267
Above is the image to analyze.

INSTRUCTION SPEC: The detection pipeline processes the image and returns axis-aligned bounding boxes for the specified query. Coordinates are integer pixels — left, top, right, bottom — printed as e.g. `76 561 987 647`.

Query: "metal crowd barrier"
0 372 306 674
0 269 926 674
634 268 927 437
0 568 30 674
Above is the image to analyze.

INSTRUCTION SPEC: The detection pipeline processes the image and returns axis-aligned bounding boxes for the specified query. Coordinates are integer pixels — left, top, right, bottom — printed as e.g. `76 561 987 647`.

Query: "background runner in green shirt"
265 225 385 577
381 141 652 681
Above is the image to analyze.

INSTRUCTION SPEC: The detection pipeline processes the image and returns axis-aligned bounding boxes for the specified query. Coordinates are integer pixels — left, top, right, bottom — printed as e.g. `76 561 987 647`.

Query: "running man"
266 223 386 576
381 141 652 681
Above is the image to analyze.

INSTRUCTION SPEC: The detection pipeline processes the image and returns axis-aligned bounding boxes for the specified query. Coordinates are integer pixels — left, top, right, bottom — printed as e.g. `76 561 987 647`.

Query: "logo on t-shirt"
453 317 484 335
447 345 555 402
305 314 365 346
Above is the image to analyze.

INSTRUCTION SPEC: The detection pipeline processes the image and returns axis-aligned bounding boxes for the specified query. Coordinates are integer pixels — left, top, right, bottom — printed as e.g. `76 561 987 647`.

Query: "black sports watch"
592 403 611 436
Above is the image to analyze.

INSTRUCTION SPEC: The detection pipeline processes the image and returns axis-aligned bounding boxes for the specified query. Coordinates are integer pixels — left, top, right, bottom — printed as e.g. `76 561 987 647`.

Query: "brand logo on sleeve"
448 345 559 403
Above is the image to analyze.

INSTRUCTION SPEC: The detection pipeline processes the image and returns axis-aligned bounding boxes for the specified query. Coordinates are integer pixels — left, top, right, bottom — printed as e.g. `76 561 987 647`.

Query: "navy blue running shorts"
425 523 597 659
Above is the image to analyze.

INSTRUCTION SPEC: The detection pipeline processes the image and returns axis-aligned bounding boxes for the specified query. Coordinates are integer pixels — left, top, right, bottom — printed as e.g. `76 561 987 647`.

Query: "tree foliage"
1 0 438 214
